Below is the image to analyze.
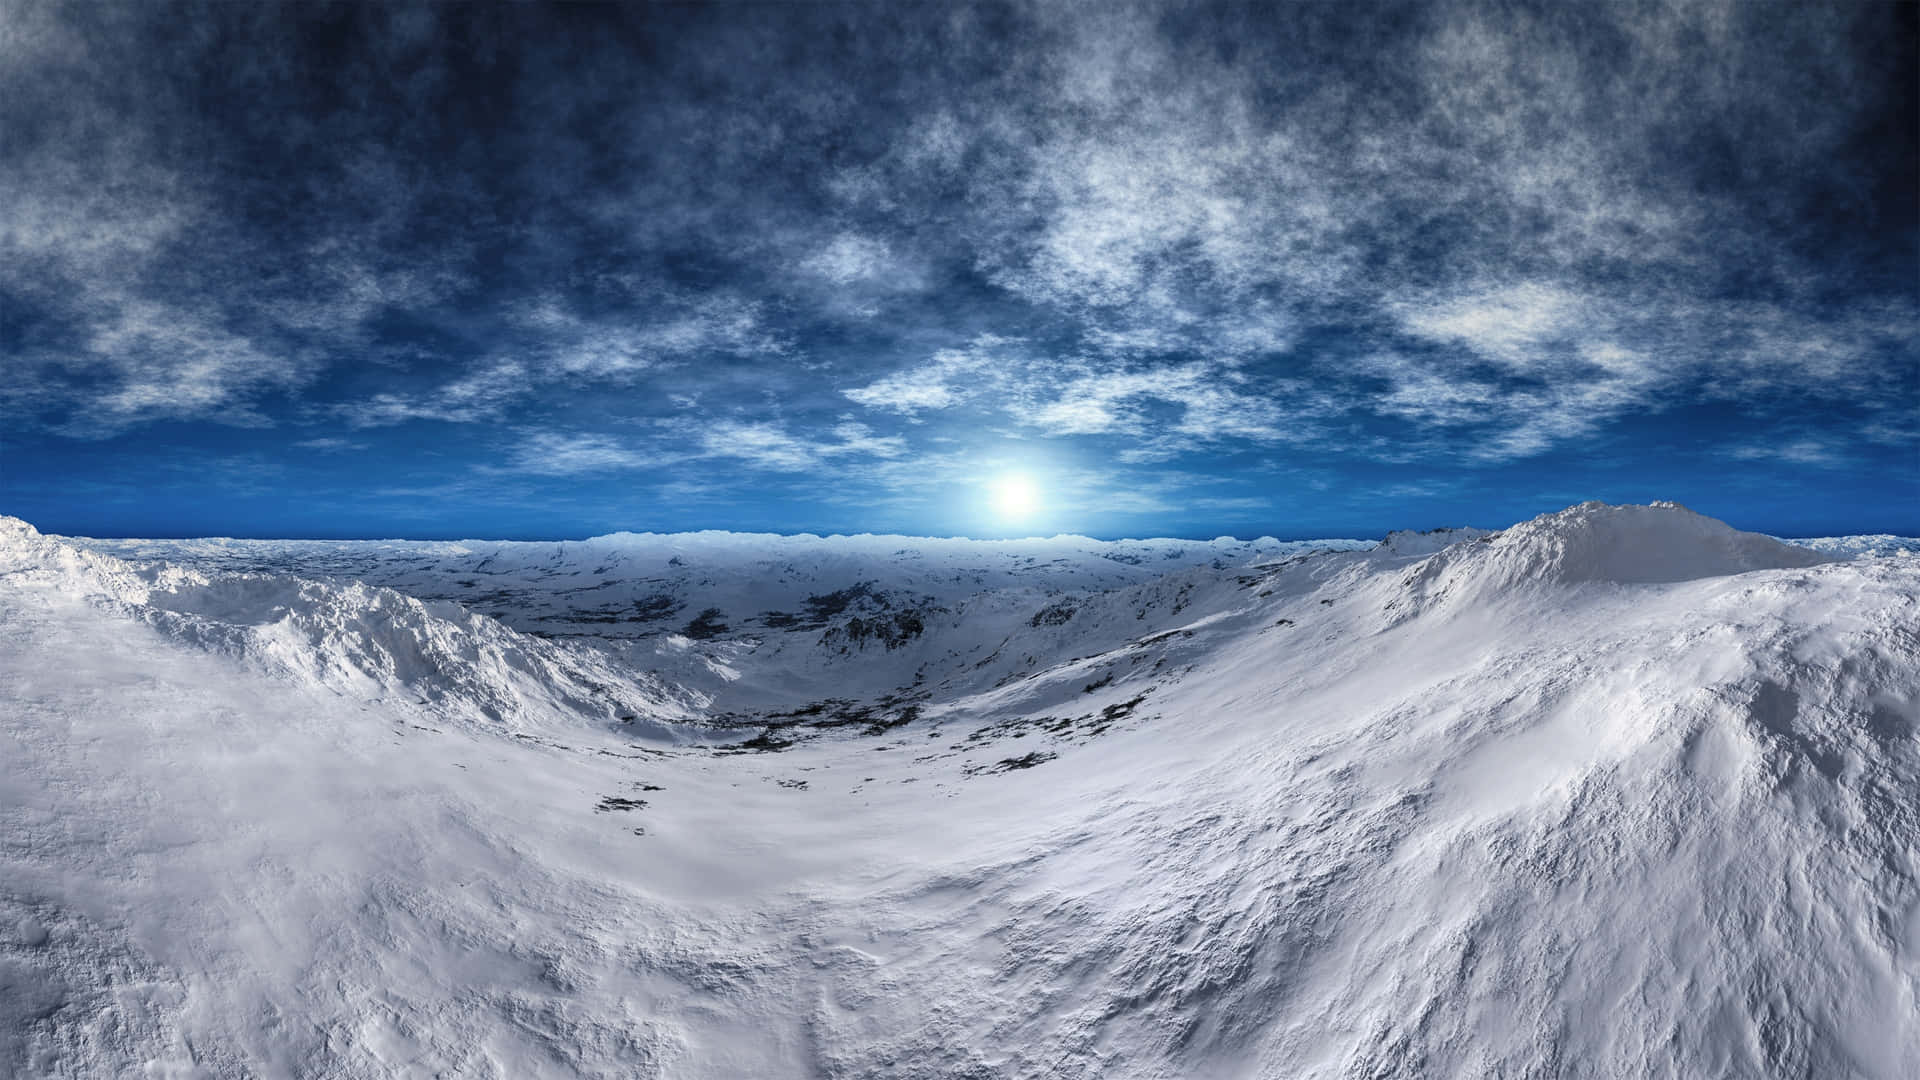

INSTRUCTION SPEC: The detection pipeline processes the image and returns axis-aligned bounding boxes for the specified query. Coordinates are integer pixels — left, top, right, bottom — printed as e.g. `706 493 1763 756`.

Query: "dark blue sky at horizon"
3 1 1916 541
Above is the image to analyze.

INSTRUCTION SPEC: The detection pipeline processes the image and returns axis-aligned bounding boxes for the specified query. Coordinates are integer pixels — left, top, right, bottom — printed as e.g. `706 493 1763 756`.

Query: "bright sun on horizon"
989 472 1041 524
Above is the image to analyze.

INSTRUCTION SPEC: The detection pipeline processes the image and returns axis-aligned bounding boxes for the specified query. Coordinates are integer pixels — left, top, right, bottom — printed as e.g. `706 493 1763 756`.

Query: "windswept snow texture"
1785 534 1920 559
4 502 1918 1079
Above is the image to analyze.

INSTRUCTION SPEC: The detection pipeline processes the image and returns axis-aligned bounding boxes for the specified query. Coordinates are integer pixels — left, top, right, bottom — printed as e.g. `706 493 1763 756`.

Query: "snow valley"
2 502 1916 1078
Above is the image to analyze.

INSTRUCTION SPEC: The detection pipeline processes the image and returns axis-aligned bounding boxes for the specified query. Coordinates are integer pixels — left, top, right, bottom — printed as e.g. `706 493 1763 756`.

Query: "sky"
2 0 1915 540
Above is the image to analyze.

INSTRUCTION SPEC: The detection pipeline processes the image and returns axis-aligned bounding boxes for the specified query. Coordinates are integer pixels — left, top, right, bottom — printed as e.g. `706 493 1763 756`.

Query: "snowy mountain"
3 502 1916 1078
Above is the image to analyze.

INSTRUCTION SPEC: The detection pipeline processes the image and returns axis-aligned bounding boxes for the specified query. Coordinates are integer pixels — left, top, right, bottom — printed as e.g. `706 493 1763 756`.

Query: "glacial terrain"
2 502 1916 1078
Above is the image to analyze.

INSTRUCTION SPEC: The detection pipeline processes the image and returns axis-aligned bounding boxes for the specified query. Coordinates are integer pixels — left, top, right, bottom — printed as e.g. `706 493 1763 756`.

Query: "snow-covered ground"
2 502 1916 1078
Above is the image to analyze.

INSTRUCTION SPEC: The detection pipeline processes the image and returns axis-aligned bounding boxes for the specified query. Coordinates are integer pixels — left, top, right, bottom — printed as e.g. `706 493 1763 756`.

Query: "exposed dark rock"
824 609 927 651
968 751 1057 775
763 582 888 630
630 593 684 622
1030 601 1077 627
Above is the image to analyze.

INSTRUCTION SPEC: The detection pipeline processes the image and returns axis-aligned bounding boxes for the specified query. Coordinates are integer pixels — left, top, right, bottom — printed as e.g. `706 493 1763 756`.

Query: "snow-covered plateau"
2 501 1916 1079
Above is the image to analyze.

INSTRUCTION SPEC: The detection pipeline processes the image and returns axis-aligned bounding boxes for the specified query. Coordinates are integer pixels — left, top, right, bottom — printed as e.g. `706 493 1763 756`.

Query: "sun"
989 472 1041 523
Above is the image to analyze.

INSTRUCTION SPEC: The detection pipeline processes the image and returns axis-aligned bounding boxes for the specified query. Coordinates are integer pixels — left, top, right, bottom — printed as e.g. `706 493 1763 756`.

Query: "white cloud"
1361 283 1699 461
293 437 366 453
341 361 529 428
508 432 660 475
331 293 790 431
1364 357 1502 427
697 420 906 472
1726 439 1845 468
846 341 1302 457
4 0 1907 487
801 233 893 286
842 338 1007 417
29 301 304 435
1398 284 1587 370
485 419 907 480
518 294 783 379
1860 417 1919 446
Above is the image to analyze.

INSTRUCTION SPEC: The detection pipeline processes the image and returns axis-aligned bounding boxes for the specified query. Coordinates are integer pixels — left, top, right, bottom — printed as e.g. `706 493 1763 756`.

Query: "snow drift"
1 503 1916 1078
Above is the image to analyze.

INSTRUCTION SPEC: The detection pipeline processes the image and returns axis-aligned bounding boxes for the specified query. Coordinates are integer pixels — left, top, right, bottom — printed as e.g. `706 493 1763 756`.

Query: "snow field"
1 503 1915 1077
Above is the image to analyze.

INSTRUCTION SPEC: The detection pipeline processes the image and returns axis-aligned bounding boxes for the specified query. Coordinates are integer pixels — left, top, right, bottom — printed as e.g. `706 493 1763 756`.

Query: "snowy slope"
1785 534 1920 559
67 530 1373 714
3 502 1917 1078
73 530 1372 641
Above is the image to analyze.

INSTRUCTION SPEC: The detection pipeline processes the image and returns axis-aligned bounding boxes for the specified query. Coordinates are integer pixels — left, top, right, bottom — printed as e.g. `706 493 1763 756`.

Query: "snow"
1389 501 1842 618
1377 524 1496 556
2 502 1916 1077
1783 534 1920 559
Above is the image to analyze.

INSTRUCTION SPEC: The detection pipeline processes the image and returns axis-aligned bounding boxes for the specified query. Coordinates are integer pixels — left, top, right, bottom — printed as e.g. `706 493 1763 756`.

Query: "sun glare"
990 472 1041 523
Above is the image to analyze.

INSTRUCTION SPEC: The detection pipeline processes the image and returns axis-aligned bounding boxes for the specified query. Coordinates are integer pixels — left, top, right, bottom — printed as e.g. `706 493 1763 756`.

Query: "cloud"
1368 280 1916 462
0 6 487 435
1727 439 1845 468
293 437 366 453
516 294 784 379
1861 417 1920 447
697 420 905 472
844 337 1308 457
841 339 1007 417
1 0 1909 530
486 418 906 480
801 234 896 287
322 291 794 430
339 361 530 428
800 2 1909 469
1004 364 1292 445
507 432 660 475
5 298 309 437
1397 285 1590 371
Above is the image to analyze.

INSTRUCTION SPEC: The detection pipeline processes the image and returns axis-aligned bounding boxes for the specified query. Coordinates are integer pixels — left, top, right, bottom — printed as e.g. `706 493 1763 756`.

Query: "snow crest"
0 516 692 732
1786 533 1920 559
1397 501 1837 611
1377 525 1496 556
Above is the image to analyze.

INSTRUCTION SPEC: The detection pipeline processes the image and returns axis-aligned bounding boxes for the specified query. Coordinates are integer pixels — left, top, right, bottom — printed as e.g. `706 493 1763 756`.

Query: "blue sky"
3 1 1915 540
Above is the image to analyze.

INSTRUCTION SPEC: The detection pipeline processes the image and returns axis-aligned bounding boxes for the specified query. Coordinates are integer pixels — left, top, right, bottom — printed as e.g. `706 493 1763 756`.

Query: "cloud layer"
2 0 1913 535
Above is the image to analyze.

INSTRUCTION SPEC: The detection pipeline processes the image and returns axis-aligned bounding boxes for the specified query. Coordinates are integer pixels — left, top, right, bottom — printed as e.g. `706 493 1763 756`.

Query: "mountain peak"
1468 500 1834 587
